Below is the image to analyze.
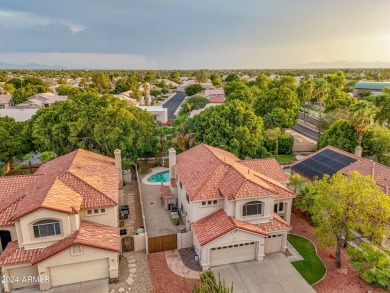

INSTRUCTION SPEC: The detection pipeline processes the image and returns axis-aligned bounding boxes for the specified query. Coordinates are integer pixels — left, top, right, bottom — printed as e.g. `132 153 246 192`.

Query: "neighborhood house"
167 144 295 269
0 149 123 292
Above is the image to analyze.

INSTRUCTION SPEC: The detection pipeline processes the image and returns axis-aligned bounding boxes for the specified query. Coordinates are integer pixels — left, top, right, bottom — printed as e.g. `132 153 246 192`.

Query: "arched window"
242 201 263 217
33 219 61 238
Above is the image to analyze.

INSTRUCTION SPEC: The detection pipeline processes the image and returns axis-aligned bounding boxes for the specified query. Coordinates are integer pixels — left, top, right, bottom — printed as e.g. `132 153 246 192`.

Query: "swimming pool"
147 170 170 183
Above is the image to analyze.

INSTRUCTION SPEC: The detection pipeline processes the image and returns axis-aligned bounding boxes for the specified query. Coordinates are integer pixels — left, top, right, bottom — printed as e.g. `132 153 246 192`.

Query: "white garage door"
8 265 39 290
264 234 283 254
210 242 256 266
50 259 109 287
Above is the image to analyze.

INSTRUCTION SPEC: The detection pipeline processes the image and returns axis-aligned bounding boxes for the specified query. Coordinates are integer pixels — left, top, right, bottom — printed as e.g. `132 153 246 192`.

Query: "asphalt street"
162 90 186 120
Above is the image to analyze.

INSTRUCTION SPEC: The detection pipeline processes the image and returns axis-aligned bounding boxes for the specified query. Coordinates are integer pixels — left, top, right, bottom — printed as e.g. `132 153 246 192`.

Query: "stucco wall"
80 206 118 227
37 246 118 290
198 229 265 269
191 200 223 222
234 196 274 224
18 209 72 250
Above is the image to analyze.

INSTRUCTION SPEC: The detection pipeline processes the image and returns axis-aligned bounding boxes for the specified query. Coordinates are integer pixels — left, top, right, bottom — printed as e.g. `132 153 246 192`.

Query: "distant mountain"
0 62 65 70
285 60 390 69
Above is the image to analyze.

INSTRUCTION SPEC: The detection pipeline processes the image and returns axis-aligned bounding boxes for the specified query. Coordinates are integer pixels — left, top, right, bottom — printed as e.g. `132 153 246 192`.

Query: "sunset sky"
1 0 390 69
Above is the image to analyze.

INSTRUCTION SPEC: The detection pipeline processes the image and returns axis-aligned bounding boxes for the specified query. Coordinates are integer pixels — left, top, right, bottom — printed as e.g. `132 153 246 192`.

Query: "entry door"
0 230 12 250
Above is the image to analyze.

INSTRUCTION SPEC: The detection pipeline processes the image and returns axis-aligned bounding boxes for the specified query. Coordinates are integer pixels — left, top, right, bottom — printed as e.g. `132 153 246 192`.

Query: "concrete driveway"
212 253 315 293
10 279 109 293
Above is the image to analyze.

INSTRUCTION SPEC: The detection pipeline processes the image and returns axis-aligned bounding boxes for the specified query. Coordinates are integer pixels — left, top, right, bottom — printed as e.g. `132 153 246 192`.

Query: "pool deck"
141 167 170 186
139 167 180 238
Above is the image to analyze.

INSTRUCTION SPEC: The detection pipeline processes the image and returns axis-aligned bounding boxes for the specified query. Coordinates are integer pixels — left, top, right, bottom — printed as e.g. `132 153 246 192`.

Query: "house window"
274 202 284 213
72 245 83 256
85 208 107 216
201 200 218 207
0 105 5 109
33 219 61 238
242 201 263 217
181 203 184 213
186 193 189 203
180 182 183 189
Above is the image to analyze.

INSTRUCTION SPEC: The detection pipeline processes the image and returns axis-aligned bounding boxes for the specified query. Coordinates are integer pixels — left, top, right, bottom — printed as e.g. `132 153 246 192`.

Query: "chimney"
354 146 362 157
168 148 176 179
114 149 122 180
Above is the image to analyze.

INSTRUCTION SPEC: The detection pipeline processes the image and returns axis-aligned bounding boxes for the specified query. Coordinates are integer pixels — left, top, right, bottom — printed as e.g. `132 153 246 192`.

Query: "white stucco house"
0 149 123 292
167 144 295 269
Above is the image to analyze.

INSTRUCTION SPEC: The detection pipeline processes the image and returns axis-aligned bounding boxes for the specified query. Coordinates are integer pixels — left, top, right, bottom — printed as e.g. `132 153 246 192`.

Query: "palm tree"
154 126 170 163
313 79 330 134
348 100 377 144
295 184 316 215
298 80 314 123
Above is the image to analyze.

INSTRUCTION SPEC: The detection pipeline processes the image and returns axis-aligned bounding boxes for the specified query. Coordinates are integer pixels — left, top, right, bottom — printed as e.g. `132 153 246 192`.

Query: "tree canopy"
0 117 31 163
185 84 204 96
224 81 254 104
187 100 264 158
317 119 359 153
28 92 156 160
311 171 390 268
362 125 390 165
254 84 299 128
178 95 210 116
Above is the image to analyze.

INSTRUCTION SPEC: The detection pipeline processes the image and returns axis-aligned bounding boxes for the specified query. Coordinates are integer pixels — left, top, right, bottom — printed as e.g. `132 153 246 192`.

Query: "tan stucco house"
167 144 295 269
0 149 123 292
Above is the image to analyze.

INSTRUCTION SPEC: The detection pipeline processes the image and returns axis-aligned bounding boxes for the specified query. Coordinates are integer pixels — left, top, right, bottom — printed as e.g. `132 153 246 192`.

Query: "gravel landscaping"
291 211 387 293
148 252 191 293
178 248 203 272
109 251 152 293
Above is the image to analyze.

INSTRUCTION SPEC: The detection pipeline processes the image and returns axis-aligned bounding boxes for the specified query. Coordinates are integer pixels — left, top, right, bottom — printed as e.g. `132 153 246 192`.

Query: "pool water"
147 170 170 182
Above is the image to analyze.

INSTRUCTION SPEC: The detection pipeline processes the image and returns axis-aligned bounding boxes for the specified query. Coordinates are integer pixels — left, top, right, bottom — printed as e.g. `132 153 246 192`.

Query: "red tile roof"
160 186 173 198
292 146 390 195
208 96 225 103
174 144 294 201
255 213 292 232
238 159 289 183
0 149 119 224
192 209 268 246
0 221 120 265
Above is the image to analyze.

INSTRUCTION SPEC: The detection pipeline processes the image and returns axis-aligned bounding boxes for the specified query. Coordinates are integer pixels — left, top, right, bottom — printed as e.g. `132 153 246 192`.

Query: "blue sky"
1 0 390 69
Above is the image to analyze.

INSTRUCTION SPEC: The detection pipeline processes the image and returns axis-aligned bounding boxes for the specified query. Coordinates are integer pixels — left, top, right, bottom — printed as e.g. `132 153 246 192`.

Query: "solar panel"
292 149 356 180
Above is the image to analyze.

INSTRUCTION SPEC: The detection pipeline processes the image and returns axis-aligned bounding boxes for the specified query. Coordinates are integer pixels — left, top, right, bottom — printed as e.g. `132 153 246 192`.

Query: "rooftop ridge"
59 171 117 206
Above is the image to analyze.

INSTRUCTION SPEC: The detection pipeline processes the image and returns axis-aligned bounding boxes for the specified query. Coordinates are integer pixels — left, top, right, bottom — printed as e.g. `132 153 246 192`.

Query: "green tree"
0 117 31 163
187 100 264 158
255 73 270 90
254 86 299 128
29 92 156 160
56 84 74 95
348 100 377 144
372 94 390 127
5 78 22 89
317 108 350 131
317 119 359 153
212 77 222 88
196 69 210 83
297 80 314 123
154 125 170 162
224 81 254 104
326 70 346 89
179 96 210 116
169 71 180 84
325 87 356 112
185 84 204 96
311 171 390 268
362 125 390 164
39 151 55 163
295 184 316 215
171 115 194 152
91 72 111 93
224 73 240 82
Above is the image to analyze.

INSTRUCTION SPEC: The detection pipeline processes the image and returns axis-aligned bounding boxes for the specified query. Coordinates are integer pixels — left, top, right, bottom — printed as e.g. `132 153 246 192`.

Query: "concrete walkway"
286 241 304 262
164 250 200 279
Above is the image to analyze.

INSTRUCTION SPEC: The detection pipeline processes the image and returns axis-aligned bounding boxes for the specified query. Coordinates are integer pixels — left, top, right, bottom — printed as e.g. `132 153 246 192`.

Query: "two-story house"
168 144 295 269
0 149 123 292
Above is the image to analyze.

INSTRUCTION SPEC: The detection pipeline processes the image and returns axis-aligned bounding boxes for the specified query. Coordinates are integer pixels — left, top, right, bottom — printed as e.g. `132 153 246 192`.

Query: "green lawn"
287 234 326 285
269 155 297 163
